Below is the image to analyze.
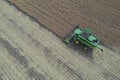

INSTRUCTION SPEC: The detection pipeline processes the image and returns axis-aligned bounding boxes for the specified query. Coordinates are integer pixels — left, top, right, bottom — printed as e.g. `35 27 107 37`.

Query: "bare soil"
8 0 120 48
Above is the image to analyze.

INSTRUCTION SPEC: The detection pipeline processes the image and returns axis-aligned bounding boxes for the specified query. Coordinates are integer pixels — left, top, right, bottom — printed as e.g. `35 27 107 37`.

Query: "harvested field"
8 0 120 50
0 0 120 80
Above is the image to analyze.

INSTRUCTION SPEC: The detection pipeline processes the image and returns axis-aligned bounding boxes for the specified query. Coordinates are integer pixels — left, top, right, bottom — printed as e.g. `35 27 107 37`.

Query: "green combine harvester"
63 26 103 52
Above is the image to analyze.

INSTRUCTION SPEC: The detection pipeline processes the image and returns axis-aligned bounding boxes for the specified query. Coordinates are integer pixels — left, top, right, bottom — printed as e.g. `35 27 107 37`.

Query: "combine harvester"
63 26 103 52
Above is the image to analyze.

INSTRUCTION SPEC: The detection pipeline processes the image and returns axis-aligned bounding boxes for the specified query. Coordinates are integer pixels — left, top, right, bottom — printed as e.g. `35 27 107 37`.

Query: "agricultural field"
8 0 120 52
0 0 120 80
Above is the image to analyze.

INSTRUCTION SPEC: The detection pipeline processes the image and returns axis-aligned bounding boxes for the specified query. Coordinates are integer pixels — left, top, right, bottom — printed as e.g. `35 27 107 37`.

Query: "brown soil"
8 0 120 47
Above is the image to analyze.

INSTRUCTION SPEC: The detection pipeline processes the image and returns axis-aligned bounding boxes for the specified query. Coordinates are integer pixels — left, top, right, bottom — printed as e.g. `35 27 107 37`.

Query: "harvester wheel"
74 40 79 45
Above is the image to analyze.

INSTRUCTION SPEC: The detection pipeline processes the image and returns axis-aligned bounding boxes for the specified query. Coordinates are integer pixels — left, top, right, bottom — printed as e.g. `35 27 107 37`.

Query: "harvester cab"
63 26 103 52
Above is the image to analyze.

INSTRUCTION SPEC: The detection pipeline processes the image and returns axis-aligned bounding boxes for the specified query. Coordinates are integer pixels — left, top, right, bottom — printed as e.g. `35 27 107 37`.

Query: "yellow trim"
75 41 79 44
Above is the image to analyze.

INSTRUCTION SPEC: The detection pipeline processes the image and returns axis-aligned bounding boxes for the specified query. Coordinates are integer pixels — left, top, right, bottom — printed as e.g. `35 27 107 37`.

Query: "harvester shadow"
67 41 93 59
